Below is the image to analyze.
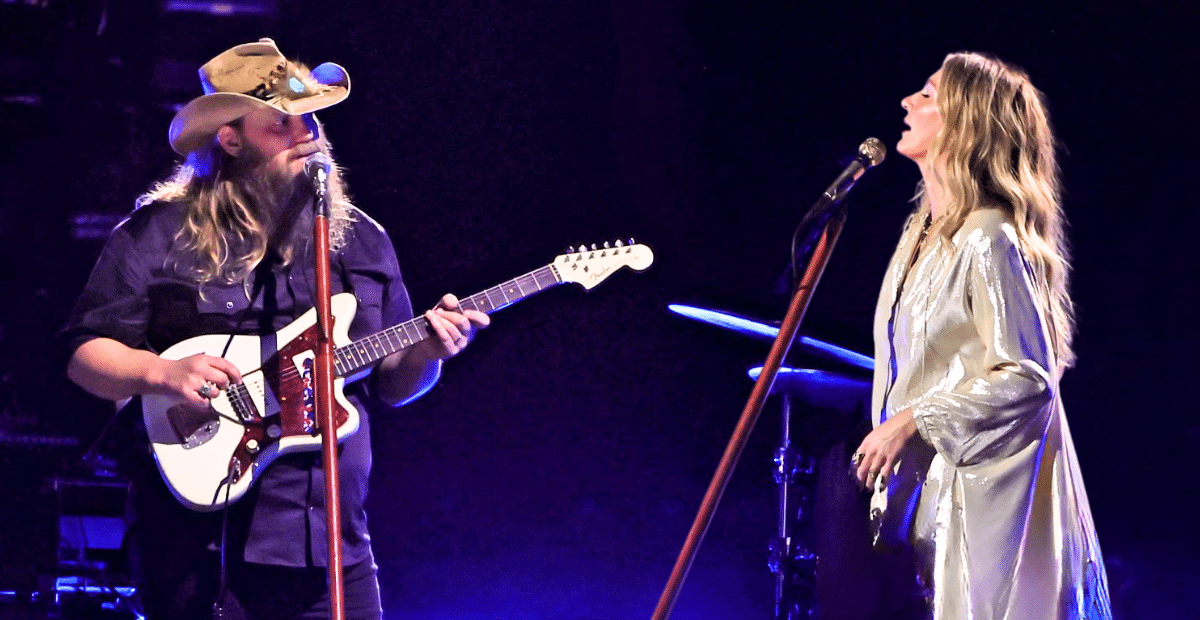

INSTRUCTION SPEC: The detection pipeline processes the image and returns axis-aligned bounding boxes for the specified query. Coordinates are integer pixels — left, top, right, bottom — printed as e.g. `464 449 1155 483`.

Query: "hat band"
202 60 321 104
246 62 292 101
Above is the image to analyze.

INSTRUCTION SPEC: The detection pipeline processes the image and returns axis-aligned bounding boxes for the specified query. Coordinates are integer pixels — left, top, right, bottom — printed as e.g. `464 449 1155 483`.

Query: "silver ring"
198 382 215 398
851 452 865 467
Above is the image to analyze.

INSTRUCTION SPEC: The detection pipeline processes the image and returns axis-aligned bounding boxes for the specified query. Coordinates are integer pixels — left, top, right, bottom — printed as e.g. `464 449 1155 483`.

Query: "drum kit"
668 303 873 620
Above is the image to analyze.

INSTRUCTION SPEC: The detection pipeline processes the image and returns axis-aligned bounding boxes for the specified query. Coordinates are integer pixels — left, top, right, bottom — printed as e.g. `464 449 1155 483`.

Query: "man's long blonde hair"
138 120 356 288
918 51 1077 367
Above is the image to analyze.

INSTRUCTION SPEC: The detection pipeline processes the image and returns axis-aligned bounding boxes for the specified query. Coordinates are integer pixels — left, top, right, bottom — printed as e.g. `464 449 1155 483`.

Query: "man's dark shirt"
61 200 412 569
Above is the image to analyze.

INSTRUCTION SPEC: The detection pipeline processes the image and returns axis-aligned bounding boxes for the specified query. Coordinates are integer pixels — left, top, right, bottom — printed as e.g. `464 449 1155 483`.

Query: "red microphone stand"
650 137 884 620
309 159 346 620
650 204 849 620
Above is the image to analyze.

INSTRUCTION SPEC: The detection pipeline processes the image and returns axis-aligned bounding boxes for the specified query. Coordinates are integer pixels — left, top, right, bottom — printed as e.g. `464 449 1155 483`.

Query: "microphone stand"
651 139 878 619
310 164 346 620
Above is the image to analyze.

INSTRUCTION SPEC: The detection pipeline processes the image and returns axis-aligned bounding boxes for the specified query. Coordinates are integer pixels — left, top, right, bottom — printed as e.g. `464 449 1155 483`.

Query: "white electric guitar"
142 242 653 511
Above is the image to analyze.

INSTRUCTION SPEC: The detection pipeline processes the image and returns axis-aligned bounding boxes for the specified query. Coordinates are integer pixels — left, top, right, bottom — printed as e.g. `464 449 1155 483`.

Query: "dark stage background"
2 2 1197 619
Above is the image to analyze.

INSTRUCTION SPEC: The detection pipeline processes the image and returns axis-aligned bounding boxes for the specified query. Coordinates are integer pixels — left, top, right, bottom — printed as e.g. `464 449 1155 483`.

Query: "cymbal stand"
769 394 818 620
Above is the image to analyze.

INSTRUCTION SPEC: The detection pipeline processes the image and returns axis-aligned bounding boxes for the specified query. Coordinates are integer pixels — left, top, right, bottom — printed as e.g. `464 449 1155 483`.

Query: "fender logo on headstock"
574 261 620 285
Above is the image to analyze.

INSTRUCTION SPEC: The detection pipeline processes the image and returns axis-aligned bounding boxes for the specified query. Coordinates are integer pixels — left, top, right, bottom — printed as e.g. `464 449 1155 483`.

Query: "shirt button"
226 301 234 309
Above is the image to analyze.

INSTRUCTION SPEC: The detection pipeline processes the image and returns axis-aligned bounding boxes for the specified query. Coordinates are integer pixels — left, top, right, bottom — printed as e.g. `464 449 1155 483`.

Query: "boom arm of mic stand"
650 200 851 620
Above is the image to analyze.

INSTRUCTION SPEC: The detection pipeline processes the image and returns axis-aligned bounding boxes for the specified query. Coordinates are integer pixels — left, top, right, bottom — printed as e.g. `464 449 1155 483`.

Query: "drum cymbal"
747 367 870 411
667 303 874 371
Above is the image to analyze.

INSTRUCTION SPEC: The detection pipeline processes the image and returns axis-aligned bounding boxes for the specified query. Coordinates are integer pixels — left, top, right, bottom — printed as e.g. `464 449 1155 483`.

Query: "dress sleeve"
909 226 1055 467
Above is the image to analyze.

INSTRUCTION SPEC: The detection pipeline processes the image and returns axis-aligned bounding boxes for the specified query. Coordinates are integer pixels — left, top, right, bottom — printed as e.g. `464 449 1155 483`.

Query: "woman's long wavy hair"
137 117 356 290
917 51 1077 368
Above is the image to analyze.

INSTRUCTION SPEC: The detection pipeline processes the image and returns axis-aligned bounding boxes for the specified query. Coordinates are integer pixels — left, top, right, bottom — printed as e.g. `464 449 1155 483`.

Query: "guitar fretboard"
334 264 562 377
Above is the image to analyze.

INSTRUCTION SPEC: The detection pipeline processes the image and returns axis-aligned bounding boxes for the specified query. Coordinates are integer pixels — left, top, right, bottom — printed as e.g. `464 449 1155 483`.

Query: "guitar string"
246 269 561 384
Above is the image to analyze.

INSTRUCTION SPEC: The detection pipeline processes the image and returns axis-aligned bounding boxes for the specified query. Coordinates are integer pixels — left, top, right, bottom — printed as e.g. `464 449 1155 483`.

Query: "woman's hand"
851 408 921 491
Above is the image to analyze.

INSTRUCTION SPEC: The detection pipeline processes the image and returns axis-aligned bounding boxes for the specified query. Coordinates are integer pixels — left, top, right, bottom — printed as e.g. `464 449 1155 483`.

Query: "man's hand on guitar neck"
373 293 490 406
425 293 491 359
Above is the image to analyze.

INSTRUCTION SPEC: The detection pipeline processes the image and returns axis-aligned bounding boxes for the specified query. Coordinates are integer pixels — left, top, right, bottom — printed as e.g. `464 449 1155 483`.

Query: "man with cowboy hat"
61 38 490 620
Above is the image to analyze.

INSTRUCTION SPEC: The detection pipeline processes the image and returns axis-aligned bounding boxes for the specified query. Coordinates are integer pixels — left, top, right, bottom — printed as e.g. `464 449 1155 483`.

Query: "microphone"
304 153 332 190
791 138 887 265
304 153 333 214
821 137 886 203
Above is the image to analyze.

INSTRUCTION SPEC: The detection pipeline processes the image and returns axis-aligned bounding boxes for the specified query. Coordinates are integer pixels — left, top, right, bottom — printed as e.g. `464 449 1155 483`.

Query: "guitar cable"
211 463 235 620
211 330 239 620
209 232 334 619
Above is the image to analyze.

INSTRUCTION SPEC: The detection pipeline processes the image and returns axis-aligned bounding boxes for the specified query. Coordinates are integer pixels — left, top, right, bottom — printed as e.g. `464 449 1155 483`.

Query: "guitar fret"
361 336 380 363
375 333 393 358
539 265 563 286
402 321 422 347
349 341 366 368
465 294 489 313
383 329 403 352
490 286 509 310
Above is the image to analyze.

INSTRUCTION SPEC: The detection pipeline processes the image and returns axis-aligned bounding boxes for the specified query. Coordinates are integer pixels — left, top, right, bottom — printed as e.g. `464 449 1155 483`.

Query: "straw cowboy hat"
168 38 350 155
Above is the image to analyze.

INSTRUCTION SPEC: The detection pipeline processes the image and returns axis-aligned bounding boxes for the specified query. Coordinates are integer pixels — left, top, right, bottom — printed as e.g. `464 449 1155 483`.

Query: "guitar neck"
334 263 563 378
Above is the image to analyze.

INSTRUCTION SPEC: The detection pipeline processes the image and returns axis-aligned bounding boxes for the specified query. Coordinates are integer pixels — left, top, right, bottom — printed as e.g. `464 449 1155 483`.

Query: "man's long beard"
228 144 311 256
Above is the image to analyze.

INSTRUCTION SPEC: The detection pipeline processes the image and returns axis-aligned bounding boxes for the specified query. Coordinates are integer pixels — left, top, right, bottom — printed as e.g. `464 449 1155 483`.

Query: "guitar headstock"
555 240 654 290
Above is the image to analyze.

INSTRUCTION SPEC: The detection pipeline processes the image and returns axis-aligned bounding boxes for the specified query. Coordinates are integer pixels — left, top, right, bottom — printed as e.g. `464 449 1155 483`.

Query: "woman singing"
850 52 1113 619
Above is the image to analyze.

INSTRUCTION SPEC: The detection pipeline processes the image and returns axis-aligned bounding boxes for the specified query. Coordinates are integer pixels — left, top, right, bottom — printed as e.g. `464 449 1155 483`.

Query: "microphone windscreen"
858 138 886 167
304 153 333 179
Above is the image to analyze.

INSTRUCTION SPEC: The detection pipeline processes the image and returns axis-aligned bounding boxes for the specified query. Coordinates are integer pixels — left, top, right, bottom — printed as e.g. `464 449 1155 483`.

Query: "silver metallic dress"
869 208 1112 619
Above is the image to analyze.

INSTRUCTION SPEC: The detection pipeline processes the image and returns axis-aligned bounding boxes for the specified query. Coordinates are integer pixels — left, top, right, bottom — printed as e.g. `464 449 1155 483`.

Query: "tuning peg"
627 238 636 245
615 240 624 247
603 241 611 249
591 243 598 251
